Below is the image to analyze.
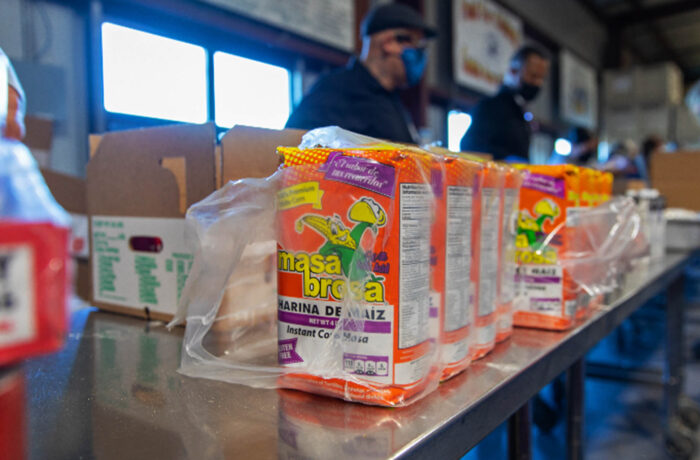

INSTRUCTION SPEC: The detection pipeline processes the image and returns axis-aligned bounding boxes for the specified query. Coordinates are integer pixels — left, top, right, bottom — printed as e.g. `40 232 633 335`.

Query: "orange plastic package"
276 147 436 406
430 155 481 381
600 172 613 202
471 163 505 359
495 167 522 342
513 165 580 331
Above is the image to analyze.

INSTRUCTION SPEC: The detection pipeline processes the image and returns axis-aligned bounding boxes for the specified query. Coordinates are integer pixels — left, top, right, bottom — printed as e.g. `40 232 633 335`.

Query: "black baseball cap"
361 3 438 39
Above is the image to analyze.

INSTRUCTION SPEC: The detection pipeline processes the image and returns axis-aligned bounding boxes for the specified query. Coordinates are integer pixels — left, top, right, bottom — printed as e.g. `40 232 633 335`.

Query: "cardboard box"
635 63 683 107
40 168 90 301
86 122 304 321
603 69 635 109
25 116 53 168
651 151 700 211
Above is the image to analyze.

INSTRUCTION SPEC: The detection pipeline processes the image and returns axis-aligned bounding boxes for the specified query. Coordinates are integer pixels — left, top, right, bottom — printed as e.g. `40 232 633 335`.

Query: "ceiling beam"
574 0 611 26
574 0 653 66
625 0 686 72
613 0 700 26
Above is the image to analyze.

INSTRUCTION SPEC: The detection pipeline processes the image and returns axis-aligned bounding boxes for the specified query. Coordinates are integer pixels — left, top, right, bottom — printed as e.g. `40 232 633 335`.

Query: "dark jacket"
286 58 417 144
460 87 531 162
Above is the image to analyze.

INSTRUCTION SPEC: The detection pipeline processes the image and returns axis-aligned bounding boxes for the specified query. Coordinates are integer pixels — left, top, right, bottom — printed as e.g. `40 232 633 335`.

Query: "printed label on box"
91 216 193 315
515 264 563 316
0 245 36 347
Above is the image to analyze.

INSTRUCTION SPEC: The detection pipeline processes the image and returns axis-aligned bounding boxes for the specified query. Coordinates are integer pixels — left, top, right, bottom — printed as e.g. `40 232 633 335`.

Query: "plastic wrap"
470 162 505 359
298 126 392 150
513 164 644 331
495 167 523 342
0 139 71 365
174 128 447 406
429 154 482 381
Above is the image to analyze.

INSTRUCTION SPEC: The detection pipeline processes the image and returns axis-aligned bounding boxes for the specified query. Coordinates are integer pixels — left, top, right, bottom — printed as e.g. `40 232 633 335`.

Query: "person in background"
285 3 436 144
687 79 700 126
639 135 664 182
460 45 550 162
568 127 598 166
0 47 26 141
601 140 642 179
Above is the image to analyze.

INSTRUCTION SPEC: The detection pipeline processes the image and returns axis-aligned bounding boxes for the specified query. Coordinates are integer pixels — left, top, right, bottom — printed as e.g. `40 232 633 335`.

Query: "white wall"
0 0 89 177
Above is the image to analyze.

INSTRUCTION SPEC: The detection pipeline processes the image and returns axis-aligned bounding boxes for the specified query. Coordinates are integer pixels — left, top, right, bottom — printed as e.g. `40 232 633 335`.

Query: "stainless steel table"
21 251 696 460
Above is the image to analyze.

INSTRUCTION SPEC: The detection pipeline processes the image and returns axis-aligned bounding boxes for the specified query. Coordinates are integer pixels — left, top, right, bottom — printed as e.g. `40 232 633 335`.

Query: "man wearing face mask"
285 3 436 144
460 45 550 162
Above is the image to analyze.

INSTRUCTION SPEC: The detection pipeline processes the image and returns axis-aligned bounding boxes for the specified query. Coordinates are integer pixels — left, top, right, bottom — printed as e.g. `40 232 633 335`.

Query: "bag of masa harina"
512 165 580 331
471 162 505 360
430 155 482 381
275 146 436 406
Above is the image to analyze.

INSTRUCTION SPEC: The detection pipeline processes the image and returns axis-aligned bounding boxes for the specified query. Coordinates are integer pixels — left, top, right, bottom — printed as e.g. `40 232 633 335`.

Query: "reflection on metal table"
22 251 695 460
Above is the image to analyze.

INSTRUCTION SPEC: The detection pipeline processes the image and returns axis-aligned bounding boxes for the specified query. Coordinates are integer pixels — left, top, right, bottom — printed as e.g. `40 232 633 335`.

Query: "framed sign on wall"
560 50 598 129
453 0 523 96
201 0 355 53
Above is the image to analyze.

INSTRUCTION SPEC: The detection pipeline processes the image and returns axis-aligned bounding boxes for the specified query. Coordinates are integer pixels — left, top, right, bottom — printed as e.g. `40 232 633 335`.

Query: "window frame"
96 11 297 133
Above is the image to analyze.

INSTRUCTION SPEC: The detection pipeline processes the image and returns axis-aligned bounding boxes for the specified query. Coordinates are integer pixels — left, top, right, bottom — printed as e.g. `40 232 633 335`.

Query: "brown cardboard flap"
86 123 217 218
24 116 53 151
651 151 700 184
40 169 86 214
89 134 103 159
160 157 187 214
214 145 222 189
220 125 305 183
652 180 700 211
651 151 700 211
75 259 90 301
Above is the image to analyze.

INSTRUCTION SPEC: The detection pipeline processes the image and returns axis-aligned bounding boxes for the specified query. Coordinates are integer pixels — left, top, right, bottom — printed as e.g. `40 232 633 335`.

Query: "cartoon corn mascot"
516 198 559 250
295 197 386 283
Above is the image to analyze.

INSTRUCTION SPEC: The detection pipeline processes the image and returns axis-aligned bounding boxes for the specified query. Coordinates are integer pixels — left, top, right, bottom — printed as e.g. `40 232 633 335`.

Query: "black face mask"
518 83 541 102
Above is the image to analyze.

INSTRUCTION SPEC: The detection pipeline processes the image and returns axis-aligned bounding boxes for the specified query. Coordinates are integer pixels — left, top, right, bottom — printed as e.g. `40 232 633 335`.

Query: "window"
213 51 291 129
447 110 472 152
101 22 208 123
554 138 572 156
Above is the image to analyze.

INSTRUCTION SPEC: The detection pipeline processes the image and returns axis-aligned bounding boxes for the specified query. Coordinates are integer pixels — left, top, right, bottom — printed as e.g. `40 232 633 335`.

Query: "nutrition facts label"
445 186 472 332
479 187 500 317
399 183 431 350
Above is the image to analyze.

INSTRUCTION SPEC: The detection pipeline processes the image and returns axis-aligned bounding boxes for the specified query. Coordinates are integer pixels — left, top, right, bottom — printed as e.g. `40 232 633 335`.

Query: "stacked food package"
172 128 643 406
512 166 639 331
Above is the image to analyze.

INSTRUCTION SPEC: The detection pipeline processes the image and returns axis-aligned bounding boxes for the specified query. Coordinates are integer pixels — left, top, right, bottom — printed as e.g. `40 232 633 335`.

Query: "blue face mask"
401 47 427 87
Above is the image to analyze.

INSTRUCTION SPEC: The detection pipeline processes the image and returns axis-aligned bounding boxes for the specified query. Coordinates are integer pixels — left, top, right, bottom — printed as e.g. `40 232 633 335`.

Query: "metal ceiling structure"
578 0 700 82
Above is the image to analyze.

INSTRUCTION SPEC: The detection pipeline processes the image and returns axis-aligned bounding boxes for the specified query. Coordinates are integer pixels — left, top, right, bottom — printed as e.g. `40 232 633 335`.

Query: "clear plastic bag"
469 161 506 359
0 139 71 364
495 166 523 342
512 163 643 331
561 196 645 296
